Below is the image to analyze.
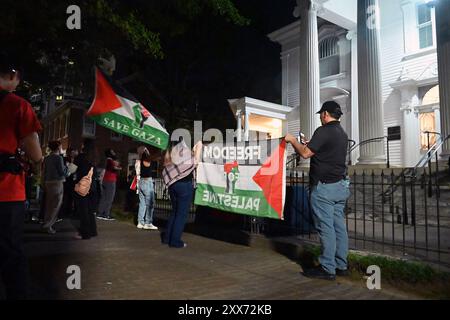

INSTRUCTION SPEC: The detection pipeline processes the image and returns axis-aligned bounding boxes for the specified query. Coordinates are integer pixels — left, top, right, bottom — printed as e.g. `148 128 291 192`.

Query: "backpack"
74 167 94 197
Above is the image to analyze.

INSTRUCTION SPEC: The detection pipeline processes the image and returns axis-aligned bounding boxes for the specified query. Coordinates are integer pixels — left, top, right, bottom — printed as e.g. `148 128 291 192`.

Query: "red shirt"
103 158 119 183
0 92 42 202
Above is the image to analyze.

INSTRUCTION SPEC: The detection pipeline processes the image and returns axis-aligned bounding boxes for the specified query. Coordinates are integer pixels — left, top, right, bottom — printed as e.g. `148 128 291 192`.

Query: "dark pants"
97 181 116 218
74 192 98 239
163 180 194 248
0 202 28 300
60 179 75 218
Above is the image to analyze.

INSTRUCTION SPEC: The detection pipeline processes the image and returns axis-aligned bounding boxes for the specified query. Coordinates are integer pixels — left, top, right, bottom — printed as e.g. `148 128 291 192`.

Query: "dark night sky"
116 0 298 131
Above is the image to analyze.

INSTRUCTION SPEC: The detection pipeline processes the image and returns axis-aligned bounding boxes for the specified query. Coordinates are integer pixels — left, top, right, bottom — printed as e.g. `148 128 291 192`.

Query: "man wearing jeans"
285 101 350 281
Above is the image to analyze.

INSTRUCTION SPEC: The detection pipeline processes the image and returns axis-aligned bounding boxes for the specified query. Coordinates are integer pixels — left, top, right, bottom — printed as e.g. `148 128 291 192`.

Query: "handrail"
349 136 385 153
349 136 391 168
347 139 356 165
409 134 449 176
380 133 450 202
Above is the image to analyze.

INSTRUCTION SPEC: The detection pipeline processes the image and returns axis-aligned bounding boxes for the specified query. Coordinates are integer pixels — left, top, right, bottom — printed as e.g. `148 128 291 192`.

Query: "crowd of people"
1 48 354 300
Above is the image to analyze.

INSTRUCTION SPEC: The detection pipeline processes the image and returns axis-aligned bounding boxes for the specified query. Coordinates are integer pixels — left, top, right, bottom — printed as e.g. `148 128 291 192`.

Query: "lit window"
319 36 340 78
417 3 433 49
419 112 436 149
83 116 96 137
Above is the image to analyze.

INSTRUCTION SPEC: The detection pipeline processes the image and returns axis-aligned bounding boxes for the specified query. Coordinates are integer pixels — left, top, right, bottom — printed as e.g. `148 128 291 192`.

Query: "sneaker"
137 223 145 229
46 227 56 235
104 216 116 221
336 269 350 277
56 218 63 223
96 216 107 220
303 266 336 281
143 224 158 230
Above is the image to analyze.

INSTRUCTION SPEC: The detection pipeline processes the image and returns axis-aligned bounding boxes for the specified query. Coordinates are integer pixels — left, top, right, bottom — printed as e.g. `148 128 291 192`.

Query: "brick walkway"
20 218 416 300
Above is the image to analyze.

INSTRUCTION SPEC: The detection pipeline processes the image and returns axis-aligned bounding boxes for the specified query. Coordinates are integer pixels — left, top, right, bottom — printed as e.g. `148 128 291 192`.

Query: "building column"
244 111 250 142
347 30 359 165
295 0 321 140
236 110 242 142
400 87 421 167
435 0 450 157
357 0 386 164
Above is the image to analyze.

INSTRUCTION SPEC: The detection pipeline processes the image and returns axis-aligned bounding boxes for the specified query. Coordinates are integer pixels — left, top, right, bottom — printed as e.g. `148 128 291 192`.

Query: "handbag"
74 167 94 197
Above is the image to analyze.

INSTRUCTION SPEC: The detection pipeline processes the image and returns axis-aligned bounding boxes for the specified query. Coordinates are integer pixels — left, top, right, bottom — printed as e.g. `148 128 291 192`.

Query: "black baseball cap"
316 101 343 116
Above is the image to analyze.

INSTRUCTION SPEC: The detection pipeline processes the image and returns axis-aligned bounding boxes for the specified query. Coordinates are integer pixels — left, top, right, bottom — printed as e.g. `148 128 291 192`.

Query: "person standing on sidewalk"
97 148 121 221
285 101 350 281
161 140 202 248
59 147 78 219
42 140 69 234
73 139 99 240
0 52 43 299
136 148 158 230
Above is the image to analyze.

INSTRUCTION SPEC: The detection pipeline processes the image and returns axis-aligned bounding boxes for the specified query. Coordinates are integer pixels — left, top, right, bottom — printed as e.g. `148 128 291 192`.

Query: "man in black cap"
285 101 350 281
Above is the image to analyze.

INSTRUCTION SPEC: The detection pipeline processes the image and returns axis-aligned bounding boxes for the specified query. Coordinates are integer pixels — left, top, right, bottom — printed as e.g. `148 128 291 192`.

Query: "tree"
0 0 249 88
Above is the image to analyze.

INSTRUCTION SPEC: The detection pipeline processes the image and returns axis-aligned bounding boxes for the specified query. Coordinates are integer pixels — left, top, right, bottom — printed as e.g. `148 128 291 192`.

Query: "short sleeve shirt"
103 158 119 182
307 121 348 186
0 91 42 202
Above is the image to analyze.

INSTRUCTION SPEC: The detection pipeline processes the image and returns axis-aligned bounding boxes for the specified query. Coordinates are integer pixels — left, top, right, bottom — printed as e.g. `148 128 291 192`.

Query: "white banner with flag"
194 139 287 220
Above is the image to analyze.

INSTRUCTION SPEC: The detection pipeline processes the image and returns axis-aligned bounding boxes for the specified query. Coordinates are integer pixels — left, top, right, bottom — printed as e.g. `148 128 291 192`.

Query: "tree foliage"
0 0 249 85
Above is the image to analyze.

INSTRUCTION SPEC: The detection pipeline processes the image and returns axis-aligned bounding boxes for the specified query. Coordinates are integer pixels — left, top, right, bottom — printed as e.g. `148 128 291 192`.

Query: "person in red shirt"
0 52 42 299
97 148 121 221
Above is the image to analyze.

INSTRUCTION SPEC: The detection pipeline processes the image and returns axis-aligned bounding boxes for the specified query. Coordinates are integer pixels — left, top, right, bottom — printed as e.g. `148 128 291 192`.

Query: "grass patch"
111 206 135 224
302 244 450 299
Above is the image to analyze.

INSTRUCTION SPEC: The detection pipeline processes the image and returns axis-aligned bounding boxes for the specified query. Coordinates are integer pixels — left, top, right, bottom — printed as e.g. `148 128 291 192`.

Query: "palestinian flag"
87 68 169 150
194 139 286 220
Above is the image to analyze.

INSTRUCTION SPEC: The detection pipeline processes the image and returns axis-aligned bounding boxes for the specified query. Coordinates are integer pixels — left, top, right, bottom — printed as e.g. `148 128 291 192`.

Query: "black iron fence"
151 166 450 265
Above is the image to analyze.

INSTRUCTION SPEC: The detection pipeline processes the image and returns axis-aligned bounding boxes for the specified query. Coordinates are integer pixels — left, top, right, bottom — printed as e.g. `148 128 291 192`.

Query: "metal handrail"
380 133 450 202
347 139 356 165
412 133 446 173
349 136 391 168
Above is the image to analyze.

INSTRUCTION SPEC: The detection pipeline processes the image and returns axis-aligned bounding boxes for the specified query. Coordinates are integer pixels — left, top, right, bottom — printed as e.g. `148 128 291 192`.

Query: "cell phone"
298 132 306 145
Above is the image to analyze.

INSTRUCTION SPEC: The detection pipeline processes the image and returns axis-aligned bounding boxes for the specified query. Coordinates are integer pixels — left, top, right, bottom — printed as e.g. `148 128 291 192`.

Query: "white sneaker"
143 224 158 230
137 223 145 229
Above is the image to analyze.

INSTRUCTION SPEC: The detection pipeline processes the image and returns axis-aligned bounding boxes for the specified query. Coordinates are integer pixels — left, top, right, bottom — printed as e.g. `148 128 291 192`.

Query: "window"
319 36 340 78
417 3 434 49
83 116 96 137
419 112 436 149
111 131 123 141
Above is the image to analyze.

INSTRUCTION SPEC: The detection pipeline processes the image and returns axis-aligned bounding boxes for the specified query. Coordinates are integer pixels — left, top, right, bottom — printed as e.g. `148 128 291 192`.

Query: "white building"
229 0 450 167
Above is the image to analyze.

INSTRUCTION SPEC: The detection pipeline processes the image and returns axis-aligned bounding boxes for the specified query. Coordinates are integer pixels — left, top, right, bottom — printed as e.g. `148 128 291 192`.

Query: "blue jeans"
138 179 155 225
163 180 194 248
310 179 350 275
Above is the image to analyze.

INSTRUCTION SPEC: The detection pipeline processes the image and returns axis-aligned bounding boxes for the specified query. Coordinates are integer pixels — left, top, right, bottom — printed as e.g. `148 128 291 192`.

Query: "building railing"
349 136 391 168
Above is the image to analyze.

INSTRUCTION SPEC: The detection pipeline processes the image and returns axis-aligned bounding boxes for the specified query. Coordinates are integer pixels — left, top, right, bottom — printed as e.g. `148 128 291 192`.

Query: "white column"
295 0 321 140
244 111 250 142
347 30 359 165
236 110 242 142
399 86 421 167
357 0 386 165
435 0 450 156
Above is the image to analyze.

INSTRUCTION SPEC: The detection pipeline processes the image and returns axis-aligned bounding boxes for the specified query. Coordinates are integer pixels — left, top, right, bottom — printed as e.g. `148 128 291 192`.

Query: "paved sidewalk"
19 219 416 300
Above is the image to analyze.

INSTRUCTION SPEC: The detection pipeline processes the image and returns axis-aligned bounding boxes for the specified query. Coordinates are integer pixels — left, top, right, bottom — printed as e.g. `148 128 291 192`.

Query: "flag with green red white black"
87 67 169 150
194 139 287 220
